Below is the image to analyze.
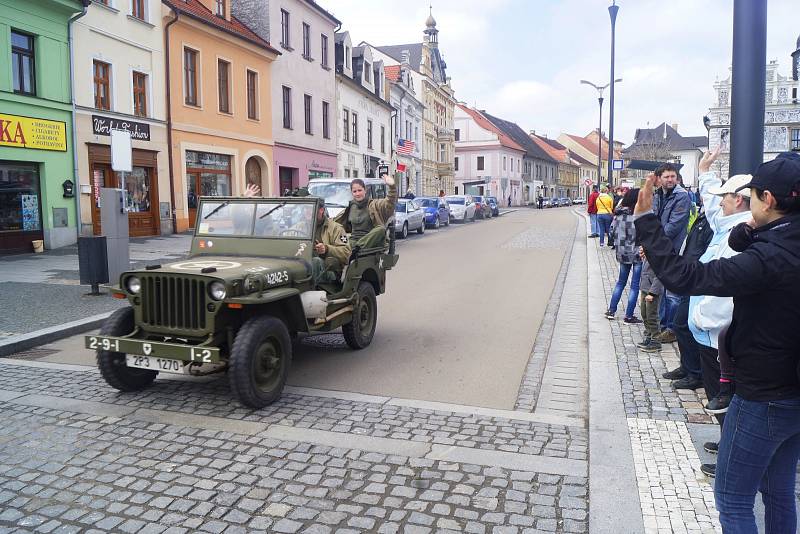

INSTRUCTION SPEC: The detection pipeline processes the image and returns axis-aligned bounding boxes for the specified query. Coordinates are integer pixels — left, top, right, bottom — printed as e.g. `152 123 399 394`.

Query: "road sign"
584 178 593 186
612 159 625 171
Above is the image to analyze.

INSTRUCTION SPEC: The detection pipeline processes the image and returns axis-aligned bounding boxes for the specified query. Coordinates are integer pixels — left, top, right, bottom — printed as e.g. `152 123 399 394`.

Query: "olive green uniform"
311 214 350 286
335 180 398 250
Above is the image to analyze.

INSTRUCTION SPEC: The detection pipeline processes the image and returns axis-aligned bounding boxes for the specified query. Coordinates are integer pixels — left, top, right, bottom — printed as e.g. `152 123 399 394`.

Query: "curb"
0 312 113 358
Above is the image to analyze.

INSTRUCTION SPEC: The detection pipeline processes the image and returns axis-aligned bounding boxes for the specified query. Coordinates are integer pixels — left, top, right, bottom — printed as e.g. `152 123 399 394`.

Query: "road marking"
133 408 266 436
264 424 432 458
427 444 587 477
11 393 137 418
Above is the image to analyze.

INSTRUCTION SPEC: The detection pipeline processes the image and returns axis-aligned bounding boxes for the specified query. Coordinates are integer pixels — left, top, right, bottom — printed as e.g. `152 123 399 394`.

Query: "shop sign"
0 113 67 151
92 115 151 141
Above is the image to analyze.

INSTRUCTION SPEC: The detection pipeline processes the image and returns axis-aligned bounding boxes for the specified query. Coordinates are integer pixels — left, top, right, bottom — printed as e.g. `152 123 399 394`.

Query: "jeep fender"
226 287 308 334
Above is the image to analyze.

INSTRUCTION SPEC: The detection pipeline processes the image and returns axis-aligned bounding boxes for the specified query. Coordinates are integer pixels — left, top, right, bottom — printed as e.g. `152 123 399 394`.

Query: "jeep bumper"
85 334 220 363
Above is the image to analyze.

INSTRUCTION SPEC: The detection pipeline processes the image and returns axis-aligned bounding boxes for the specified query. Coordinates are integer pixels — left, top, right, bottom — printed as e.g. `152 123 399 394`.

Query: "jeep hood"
152 256 310 279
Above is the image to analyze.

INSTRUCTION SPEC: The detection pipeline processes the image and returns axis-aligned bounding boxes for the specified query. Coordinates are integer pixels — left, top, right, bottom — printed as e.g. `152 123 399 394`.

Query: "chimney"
671 123 679 132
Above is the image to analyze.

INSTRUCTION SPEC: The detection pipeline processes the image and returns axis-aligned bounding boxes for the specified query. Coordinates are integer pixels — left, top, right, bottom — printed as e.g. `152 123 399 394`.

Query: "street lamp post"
607 1 619 187
581 78 622 192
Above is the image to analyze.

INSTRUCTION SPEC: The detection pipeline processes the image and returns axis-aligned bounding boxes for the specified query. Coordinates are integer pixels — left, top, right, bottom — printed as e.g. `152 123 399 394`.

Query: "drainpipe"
68 3 89 240
164 7 179 234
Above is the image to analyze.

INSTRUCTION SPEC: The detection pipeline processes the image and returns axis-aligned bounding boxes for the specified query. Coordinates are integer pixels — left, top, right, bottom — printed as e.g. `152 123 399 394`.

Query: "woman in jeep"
336 172 397 250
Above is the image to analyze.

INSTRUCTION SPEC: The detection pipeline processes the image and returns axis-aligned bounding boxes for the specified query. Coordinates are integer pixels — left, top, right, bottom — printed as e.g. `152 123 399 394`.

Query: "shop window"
133 71 147 117
121 167 151 213
93 60 111 110
0 162 41 233
186 151 232 212
11 30 35 95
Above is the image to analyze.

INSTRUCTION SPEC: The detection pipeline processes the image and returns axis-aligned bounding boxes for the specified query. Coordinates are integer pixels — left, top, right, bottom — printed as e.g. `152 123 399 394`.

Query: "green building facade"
0 0 87 253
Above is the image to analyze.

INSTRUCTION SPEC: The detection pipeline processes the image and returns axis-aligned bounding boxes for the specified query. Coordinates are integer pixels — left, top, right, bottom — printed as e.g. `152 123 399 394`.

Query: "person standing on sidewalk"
596 186 615 246
605 188 643 323
636 251 664 352
587 185 600 237
652 163 692 344
632 154 800 533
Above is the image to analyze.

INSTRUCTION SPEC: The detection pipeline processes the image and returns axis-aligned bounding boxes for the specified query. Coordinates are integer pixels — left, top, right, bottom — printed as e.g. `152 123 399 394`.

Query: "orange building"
162 0 279 231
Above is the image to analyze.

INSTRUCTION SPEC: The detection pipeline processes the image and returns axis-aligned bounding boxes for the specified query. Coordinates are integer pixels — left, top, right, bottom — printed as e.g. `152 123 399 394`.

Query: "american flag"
397 138 415 155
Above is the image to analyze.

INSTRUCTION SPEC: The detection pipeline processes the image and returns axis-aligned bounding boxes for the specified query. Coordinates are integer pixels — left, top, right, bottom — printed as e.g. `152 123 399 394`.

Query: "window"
321 34 329 68
439 143 445 163
503 156 506 171
247 70 258 120
364 62 371 83
215 0 225 17
367 120 373 149
345 169 350 178
343 109 350 142
217 59 230 113
380 125 385 153
454 128 460 141
183 48 198 106
11 31 35 95
280 9 290 48
792 128 800 150
302 23 311 59
131 0 145 20
0 162 41 234
454 157 459 171
93 60 111 110
281 86 291 128
352 113 358 145
322 101 330 139
415 126 418 142
477 156 485 171
304 94 312 134
345 46 350 69
132 71 147 117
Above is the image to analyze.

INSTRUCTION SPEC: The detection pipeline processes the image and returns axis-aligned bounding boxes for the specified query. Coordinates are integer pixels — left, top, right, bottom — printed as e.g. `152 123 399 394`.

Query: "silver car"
394 199 426 238
445 195 477 222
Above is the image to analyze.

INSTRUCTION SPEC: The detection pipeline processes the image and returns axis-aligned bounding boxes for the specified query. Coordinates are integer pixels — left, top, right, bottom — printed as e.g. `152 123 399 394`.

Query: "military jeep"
86 196 398 408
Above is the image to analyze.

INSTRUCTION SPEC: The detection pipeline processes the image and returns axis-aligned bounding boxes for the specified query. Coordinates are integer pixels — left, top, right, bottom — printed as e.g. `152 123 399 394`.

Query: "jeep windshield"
196 200 315 239
307 182 352 208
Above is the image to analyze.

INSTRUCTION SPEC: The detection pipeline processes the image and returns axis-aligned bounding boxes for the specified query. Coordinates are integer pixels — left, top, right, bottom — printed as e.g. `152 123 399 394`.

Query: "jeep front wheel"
229 316 292 408
343 282 377 349
97 307 157 392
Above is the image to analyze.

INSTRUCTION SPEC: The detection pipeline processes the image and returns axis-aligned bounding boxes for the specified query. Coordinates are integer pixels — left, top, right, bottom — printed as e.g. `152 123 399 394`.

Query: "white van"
307 178 388 218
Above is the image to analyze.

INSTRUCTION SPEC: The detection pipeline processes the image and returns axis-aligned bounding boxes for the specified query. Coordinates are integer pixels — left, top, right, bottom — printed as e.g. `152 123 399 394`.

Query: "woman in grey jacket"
605 189 643 323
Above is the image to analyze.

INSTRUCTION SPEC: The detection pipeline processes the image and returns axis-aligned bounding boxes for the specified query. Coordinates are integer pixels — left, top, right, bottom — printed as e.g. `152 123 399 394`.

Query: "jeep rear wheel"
343 282 377 349
229 316 292 408
97 307 157 392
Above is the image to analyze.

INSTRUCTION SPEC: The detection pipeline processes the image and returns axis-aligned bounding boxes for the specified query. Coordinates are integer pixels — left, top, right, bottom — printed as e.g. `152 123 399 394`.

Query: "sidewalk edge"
585 210 645 534
0 312 112 357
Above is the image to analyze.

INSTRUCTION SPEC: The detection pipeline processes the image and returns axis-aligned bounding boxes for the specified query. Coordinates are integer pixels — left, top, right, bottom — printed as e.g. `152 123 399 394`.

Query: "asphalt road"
33 207 578 410
290 208 577 409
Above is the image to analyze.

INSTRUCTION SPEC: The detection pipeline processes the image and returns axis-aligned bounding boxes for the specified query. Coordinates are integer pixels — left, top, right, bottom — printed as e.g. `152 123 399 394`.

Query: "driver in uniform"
312 202 350 286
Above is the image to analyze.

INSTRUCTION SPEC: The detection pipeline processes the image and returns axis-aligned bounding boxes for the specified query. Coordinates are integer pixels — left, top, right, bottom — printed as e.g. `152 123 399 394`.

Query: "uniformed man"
312 202 350 286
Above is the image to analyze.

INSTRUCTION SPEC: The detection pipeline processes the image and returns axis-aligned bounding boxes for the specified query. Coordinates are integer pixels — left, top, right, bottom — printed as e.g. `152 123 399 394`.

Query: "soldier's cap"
737 152 800 198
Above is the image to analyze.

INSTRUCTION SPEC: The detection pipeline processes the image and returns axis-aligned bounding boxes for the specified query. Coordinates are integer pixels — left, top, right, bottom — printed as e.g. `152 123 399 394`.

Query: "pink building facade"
273 144 337 193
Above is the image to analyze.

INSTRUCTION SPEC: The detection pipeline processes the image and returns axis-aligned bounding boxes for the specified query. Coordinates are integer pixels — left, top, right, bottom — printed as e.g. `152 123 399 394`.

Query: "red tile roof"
563 133 622 160
384 65 401 82
163 0 279 55
531 135 569 163
457 104 525 151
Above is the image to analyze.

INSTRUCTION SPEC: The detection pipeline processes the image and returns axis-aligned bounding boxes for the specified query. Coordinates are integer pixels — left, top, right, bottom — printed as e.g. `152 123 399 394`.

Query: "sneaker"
589 234 599 238
662 367 687 380
703 442 719 454
640 341 662 352
700 463 716 478
705 393 732 414
635 337 652 349
604 311 615 320
655 329 677 343
672 376 704 390
623 316 643 324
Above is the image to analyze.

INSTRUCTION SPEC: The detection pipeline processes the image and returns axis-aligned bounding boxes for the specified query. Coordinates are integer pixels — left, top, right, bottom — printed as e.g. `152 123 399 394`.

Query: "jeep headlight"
243 274 264 293
125 276 141 294
208 281 227 301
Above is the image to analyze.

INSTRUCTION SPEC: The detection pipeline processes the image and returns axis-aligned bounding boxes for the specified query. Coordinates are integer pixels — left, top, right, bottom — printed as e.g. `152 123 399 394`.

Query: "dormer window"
215 0 225 17
364 62 371 83
345 46 351 69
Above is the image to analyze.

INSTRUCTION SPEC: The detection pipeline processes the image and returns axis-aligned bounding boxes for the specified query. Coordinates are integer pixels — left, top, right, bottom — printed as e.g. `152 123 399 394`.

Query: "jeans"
597 214 613 245
608 262 642 318
672 296 702 380
589 213 599 235
659 290 681 330
716 395 800 533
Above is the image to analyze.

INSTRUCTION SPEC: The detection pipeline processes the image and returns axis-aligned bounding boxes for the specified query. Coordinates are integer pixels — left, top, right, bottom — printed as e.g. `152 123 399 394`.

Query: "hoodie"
688 171 751 348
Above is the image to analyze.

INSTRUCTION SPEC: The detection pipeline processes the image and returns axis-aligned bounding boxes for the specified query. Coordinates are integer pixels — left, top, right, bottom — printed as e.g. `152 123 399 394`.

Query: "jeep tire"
343 282 377 349
229 315 292 408
97 307 158 392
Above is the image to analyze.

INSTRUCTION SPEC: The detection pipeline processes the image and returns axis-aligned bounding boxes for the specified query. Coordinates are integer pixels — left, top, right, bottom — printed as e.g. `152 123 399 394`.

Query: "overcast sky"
316 0 799 145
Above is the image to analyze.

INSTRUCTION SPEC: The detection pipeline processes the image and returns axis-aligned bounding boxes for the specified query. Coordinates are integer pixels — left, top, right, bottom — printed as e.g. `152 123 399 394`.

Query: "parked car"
445 195 477 222
572 198 585 205
558 197 573 207
394 199 426 238
307 178 389 218
415 197 450 228
486 196 500 216
471 195 492 219
541 197 554 208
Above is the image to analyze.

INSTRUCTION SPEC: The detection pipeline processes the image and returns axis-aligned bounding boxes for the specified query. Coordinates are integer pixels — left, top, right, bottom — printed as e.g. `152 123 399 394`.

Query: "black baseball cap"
738 152 800 197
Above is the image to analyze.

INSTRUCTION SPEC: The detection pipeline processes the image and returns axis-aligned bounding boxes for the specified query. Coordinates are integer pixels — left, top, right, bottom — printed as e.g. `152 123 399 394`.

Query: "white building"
334 32 392 178
622 123 707 187
233 0 341 190
707 36 800 176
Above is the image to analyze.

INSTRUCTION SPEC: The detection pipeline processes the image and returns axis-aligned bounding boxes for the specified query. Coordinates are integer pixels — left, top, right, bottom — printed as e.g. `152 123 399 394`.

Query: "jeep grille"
141 275 207 330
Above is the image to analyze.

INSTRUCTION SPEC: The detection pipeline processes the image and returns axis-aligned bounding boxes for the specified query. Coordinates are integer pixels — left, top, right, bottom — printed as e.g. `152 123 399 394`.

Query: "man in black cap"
630 151 800 532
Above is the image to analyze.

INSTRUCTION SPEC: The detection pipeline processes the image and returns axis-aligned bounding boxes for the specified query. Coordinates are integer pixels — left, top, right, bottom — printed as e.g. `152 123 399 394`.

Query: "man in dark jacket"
632 154 800 531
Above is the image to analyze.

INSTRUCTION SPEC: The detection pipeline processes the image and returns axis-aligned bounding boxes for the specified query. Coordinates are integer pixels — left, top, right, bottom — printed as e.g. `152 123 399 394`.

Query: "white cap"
707 174 752 197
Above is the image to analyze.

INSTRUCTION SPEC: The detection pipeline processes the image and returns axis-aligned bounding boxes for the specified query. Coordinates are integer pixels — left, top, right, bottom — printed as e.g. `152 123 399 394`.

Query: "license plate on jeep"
126 355 186 374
